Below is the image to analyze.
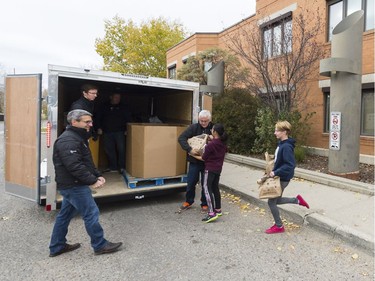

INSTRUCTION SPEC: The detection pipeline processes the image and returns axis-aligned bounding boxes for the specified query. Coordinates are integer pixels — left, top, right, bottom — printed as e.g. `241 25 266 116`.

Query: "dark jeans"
49 186 107 254
267 181 298 227
103 131 125 170
185 161 207 206
202 170 221 214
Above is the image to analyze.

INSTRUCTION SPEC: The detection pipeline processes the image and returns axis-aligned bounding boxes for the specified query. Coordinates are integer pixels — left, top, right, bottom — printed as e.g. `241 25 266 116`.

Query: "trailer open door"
5 74 42 203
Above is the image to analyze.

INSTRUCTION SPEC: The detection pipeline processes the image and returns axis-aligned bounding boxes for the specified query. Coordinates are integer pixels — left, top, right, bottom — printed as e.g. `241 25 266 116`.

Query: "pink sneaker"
297 195 310 209
265 224 285 234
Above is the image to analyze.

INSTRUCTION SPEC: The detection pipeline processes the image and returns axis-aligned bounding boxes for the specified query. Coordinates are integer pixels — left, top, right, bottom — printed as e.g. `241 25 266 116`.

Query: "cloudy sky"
1 0 255 87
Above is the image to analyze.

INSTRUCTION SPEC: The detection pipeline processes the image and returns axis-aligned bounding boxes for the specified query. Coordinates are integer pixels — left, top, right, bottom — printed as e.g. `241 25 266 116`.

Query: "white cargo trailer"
4 65 211 211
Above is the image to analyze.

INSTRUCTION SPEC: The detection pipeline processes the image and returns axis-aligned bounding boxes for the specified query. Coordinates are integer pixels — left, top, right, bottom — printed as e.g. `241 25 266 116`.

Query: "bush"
252 108 278 154
251 107 315 155
294 146 306 163
212 88 260 154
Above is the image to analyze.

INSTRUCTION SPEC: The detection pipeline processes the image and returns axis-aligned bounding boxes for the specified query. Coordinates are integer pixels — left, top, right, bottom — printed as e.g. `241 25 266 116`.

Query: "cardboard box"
126 123 187 178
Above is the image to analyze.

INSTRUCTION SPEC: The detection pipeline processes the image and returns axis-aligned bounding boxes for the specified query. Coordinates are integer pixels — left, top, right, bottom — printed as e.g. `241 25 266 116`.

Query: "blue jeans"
103 131 125 170
49 186 107 254
185 162 207 206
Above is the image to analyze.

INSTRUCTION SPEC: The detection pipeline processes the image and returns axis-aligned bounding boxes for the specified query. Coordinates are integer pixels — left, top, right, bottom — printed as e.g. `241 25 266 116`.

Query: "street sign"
330 112 341 131
329 131 340 150
329 112 341 150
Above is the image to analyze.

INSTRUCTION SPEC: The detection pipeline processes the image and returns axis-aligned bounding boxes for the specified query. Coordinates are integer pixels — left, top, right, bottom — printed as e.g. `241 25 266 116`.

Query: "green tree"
177 47 249 90
41 89 48 119
0 88 4 114
213 88 260 154
0 64 5 114
252 107 315 162
95 16 186 77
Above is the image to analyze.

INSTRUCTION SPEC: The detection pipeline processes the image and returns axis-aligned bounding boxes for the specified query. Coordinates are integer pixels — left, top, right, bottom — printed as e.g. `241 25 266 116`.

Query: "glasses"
199 119 210 124
87 91 98 96
80 120 93 124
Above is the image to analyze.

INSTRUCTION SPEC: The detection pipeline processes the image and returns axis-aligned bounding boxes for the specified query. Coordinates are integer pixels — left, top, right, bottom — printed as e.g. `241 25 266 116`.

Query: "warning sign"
329 131 340 150
329 112 341 150
330 112 341 131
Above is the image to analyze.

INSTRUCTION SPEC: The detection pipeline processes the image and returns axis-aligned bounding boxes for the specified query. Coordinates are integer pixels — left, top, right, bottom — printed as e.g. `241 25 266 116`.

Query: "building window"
168 65 176 79
324 89 374 136
328 0 374 41
262 16 292 58
361 89 374 135
324 93 331 133
366 0 375 31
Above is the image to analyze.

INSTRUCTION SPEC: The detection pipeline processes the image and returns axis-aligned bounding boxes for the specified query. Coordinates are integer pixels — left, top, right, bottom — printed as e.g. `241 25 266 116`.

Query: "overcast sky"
1 0 255 87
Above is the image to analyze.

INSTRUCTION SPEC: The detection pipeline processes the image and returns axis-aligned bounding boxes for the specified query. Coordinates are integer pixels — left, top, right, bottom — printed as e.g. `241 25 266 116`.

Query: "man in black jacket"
70 84 98 114
178 110 213 212
96 93 132 173
70 84 99 140
49 109 122 257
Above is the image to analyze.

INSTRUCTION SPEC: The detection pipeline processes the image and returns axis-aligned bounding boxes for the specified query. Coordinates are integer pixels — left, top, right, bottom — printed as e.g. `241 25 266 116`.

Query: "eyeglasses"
199 119 210 124
80 120 93 124
87 91 98 95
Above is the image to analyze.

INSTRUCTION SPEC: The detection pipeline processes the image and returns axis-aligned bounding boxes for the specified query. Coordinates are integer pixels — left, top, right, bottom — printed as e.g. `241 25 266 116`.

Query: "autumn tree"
0 87 4 114
95 16 186 77
0 64 5 114
177 47 249 91
225 3 326 115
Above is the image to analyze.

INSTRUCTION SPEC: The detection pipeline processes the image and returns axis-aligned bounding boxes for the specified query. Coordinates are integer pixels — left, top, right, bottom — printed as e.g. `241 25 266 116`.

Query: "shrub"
212 88 260 154
294 145 306 163
252 107 315 155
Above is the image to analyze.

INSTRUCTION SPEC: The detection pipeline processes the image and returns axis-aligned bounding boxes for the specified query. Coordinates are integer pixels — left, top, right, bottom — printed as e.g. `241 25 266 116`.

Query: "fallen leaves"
351 253 359 260
221 190 302 231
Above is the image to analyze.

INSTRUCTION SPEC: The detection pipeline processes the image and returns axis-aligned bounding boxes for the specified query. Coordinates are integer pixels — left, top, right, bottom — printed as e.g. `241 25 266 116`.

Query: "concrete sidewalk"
220 153 374 253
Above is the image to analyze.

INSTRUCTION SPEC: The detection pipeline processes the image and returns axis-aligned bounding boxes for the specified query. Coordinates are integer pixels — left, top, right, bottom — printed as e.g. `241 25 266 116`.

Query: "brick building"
166 0 374 158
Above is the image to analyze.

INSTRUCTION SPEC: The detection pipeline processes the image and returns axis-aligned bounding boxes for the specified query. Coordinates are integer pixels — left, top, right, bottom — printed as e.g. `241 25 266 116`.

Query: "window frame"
167 65 177 79
327 0 374 41
261 13 293 59
360 88 375 136
323 87 374 136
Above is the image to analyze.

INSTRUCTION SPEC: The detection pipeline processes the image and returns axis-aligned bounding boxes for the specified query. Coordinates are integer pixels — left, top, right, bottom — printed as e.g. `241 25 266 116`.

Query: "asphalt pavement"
221 154 374 253
0 120 373 253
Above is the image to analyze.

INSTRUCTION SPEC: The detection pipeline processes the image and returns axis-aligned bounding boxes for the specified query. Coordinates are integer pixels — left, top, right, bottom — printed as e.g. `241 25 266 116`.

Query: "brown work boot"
94 241 123 255
49 243 81 257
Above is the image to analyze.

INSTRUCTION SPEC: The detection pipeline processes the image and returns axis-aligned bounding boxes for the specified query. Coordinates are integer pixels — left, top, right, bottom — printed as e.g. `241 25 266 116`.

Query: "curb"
305 213 374 254
225 154 374 196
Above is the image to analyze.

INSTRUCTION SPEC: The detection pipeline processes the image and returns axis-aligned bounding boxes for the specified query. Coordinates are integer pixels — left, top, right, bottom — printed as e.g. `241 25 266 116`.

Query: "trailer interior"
49 75 197 203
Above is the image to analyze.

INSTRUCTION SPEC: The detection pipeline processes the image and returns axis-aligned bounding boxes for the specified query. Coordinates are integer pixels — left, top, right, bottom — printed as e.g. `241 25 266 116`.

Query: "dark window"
324 93 331 132
327 0 374 41
168 65 176 79
324 88 374 136
361 89 374 135
262 16 292 58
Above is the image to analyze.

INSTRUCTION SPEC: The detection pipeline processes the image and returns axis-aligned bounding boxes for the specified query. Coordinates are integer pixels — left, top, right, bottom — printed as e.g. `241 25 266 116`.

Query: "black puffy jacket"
178 122 213 163
70 96 95 114
53 126 101 190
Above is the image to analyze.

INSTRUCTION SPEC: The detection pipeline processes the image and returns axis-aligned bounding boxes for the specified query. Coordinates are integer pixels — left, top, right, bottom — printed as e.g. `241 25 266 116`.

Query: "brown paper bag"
258 176 282 199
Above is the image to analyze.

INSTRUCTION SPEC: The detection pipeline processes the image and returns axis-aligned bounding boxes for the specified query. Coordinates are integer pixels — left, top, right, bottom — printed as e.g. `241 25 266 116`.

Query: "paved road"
0 130 373 280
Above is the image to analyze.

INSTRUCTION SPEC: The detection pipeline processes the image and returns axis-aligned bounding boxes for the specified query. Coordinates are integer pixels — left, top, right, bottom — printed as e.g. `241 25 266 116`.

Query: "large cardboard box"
126 123 187 178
